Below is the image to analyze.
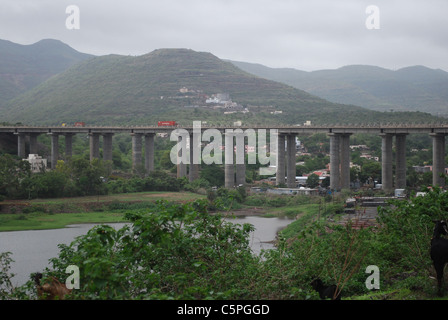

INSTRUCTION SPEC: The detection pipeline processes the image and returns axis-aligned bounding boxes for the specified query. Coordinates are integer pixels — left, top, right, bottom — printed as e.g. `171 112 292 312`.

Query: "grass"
0 211 126 231
275 204 327 239
0 191 205 231
1 191 205 205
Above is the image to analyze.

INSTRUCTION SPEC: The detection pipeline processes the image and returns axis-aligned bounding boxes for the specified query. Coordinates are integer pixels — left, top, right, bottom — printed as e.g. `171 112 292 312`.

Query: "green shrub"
47 200 258 299
22 204 47 214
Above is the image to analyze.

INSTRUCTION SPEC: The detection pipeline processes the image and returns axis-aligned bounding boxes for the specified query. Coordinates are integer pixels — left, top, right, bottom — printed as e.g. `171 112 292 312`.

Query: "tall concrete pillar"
29 133 39 155
145 134 155 174
64 133 74 159
102 133 113 162
50 133 59 169
395 134 407 189
176 133 187 178
16 133 26 159
224 131 235 188
131 133 143 171
329 133 341 191
286 134 296 188
89 133 100 161
188 133 200 182
340 134 352 190
235 130 246 186
276 134 286 185
431 133 446 187
381 133 393 192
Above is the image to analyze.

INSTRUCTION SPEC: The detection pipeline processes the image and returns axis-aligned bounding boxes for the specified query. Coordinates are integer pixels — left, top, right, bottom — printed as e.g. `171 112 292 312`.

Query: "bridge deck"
1 124 448 135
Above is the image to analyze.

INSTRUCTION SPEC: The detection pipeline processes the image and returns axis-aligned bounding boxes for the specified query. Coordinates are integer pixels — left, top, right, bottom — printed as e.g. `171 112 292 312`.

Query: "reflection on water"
0 217 293 287
0 223 127 287
225 216 294 254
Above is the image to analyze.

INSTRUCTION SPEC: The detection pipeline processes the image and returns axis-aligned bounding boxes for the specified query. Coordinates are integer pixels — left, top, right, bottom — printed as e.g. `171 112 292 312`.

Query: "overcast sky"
0 0 447 71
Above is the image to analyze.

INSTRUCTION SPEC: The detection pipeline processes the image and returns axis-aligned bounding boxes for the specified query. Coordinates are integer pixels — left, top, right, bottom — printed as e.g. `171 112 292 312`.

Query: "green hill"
230 61 448 117
0 39 93 104
0 43 442 126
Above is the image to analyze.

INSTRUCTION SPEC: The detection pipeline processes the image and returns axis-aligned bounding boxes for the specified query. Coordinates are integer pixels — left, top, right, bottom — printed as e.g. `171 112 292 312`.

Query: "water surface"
0 217 293 287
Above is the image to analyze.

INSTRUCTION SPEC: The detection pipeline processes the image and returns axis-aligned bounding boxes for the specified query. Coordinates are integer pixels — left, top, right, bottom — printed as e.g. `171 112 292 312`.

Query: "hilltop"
0 39 93 104
230 61 448 117
0 39 442 126
0 47 365 126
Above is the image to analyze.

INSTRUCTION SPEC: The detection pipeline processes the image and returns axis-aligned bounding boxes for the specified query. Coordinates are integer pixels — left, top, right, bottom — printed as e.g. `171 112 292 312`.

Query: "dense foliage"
46 200 258 300
0 154 184 201
2 188 447 300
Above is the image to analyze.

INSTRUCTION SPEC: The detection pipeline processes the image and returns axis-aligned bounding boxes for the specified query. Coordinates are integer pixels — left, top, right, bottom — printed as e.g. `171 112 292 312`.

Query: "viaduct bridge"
1 123 448 191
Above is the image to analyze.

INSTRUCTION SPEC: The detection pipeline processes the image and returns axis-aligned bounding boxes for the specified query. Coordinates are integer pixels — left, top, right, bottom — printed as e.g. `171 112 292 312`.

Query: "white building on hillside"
24 154 47 173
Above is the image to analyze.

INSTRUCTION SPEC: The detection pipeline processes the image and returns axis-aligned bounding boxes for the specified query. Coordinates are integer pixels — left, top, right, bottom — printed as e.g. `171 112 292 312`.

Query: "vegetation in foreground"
1 188 447 300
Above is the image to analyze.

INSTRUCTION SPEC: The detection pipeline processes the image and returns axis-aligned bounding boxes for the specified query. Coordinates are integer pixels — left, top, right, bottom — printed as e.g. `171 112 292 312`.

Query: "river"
0 216 294 287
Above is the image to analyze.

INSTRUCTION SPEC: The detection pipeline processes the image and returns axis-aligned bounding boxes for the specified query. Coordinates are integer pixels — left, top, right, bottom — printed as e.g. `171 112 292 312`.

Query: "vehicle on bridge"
61 122 85 127
158 121 177 127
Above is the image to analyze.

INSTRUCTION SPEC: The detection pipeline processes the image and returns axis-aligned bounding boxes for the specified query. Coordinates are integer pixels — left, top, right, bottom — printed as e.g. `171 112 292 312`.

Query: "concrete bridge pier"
188 149 200 182
145 134 155 175
224 131 235 188
235 130 246 186
286 134 296 188
276 134 286 186
329 133 341 191
64 133 74 159
49 133 59 169
380 133 408 192
29 133 40 155
89 133 100 161
131 133 143 172
102 133 113 162
15 133 26 159
188 133 200 182
431 133 446 187
380 133 393 192
176 133 187 178
328 133 352 191
395 134 408 189
340 134 352 190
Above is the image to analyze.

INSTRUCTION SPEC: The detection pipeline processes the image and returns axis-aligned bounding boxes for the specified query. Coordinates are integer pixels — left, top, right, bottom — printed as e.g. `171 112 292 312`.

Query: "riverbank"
0 191 205 213
0 191 318 231
0 191 205 231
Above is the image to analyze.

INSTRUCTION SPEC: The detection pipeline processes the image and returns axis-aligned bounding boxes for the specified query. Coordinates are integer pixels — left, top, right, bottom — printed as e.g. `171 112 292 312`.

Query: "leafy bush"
22 204 47 214
4 188 447 300
374 187 448 278
0 252 14 299
47 200 258 299
244 195 266 206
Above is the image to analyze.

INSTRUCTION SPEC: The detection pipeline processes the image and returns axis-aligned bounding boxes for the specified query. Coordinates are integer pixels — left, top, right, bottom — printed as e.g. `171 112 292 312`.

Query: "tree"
28 170 68 198
200 163 224 187
306 173 320 188
47 200 257 299
159 150 175 170
0 154 31 199
62 157 108 196
359 160 381 183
